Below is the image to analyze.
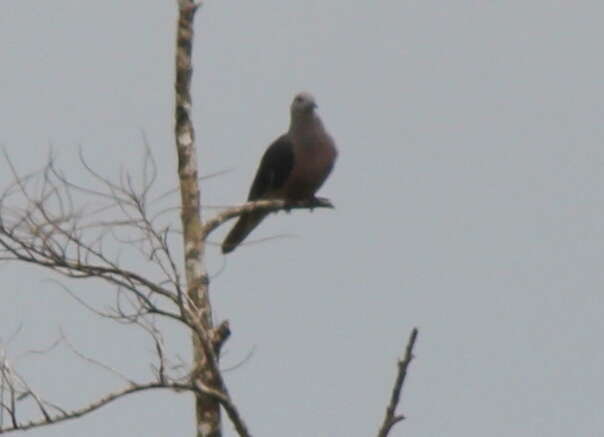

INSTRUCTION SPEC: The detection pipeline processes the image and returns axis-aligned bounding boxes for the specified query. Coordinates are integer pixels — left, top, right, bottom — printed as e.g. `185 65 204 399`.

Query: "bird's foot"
307 196 321 212
309 196 332 211
279 197 333 213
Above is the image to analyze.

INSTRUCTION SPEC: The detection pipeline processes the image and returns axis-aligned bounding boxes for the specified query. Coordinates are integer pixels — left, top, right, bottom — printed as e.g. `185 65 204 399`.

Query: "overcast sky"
1 1 604 436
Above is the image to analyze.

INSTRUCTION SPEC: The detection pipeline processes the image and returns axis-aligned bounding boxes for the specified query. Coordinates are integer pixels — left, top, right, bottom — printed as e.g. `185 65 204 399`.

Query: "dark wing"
222 135 295 254
248 135 295 200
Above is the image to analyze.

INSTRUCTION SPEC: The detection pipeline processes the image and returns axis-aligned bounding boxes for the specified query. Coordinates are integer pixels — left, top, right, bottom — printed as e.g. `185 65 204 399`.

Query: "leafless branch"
193 381 252 437
151 169 233 206
0 381 195 434
201 197 334 239
0 153 183 310
60 331 135 385
221 346 256 373
0 142 209 431
377 327 419 437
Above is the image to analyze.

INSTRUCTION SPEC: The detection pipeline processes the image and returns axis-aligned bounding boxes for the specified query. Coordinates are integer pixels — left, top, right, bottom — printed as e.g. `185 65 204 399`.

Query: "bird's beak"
311 102 318 110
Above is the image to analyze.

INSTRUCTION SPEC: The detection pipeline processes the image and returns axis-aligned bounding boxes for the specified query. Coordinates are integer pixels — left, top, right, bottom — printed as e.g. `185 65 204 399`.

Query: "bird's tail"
221 211 269 254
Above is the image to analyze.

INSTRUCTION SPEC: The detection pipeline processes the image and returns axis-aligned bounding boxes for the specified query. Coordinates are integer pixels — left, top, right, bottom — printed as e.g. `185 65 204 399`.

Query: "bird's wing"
248 134 295 200
221 135 295 254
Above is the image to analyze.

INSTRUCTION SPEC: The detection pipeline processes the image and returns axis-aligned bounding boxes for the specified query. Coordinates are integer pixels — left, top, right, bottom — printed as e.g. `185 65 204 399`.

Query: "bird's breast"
283 136 337 200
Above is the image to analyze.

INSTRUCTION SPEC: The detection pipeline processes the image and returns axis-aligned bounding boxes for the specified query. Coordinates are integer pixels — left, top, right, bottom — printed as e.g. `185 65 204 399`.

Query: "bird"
221 92 338 254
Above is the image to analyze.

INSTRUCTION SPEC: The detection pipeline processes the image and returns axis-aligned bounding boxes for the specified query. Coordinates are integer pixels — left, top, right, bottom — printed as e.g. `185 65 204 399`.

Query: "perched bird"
222 92 338 254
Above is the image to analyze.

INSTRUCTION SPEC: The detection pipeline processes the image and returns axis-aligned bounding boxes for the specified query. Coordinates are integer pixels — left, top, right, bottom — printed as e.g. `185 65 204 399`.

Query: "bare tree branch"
0 142 206 432
0 381 195 434
193 381 251 437
201 197 334 240
377 327 419 437
60 331 135 386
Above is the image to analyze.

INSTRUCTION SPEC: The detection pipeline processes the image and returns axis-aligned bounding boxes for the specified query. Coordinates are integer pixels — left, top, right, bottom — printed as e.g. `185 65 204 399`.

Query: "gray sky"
1 1 603 436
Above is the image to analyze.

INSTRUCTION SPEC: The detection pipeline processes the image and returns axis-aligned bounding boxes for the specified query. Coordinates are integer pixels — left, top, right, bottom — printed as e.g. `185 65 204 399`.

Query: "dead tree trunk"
174 2 221 435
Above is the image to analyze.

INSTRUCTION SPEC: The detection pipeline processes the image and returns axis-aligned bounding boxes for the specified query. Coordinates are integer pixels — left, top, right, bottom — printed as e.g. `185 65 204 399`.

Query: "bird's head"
291 92 318 116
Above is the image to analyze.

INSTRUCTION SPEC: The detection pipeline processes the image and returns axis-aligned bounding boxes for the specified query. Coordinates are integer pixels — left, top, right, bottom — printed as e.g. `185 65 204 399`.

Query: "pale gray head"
290 92 318 116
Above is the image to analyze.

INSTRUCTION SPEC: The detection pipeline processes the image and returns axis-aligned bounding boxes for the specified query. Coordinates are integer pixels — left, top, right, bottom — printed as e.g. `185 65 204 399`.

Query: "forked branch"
0 381 193 434
0 376 250 435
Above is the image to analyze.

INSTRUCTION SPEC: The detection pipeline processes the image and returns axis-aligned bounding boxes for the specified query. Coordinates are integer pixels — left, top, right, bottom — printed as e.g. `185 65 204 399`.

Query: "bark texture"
174 2 221 436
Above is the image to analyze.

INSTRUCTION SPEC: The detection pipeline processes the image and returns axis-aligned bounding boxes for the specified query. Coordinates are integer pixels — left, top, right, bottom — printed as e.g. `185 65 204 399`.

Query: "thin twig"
377 327 419 437
60 330 136 385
